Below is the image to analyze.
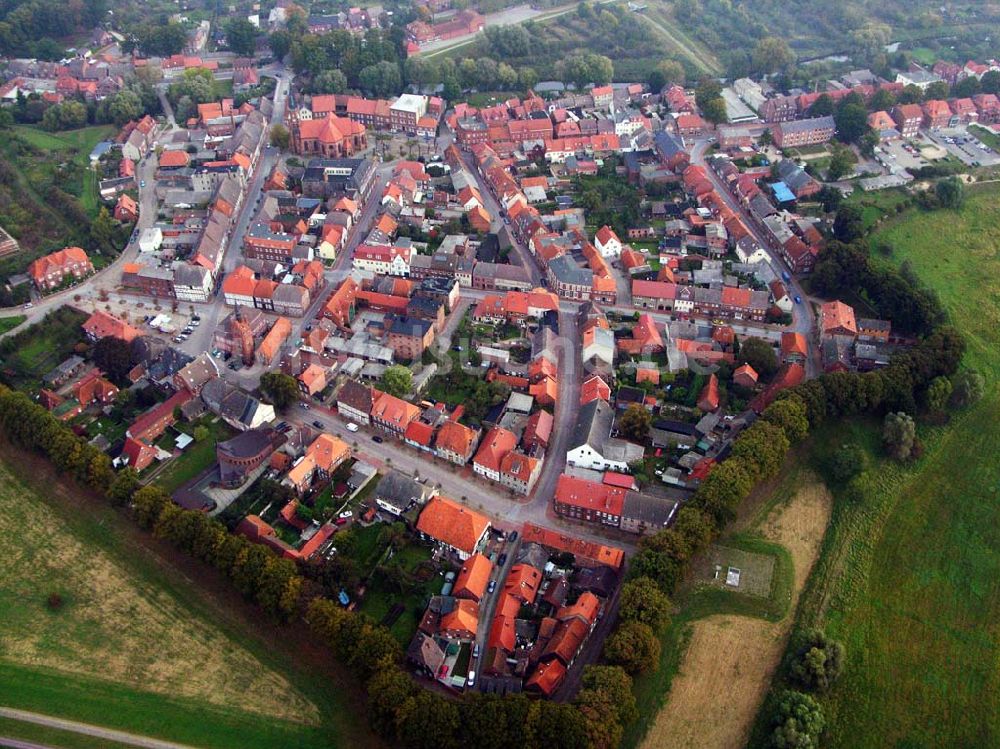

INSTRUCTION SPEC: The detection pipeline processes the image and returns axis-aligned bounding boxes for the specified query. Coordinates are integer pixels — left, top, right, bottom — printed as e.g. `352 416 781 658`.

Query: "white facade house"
138 227 163 254
172 265 213 303
352 244 411 276
594 225 623 259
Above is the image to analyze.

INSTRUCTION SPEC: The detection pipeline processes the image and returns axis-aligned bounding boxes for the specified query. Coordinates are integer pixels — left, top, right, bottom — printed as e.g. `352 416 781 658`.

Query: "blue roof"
770 181 796 203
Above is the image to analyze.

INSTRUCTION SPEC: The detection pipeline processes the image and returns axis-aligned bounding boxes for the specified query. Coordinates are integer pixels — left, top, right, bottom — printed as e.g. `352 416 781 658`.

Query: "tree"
882 411 916 461
826 144 856 181
618 403 651 442
981 70 1000 95
738 337 778 379
90 206 117 252
807 94 834 117
396 690 460 749
898 84 923 104
193 425 210 442
834 102 870 144
517 66 538 92
269 29 293 60
225 17 258 55
833 204 864 242
952 76 981 98
827 442 865 485
935 176 964 209
270 123 291 150
869 87 896 111
92 334 133 384
950 369 985 409
768 690 825 749
313 69 348 94
752 37 793 75
924 80 950 101
359 61 402 97
762 396 809 442
381 365 412 398
575 665 636 748
107 89 143 126
619 577 671 629
924 375 952 413
701 96 728 124
787 629 845 692
260 372 300 410
107 467 140 506
604 620 660 674
656 58 685 86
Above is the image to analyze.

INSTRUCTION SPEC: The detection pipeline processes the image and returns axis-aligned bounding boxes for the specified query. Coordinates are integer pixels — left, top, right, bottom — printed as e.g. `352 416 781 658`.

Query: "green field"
0 445 372 749
760 184 1000 748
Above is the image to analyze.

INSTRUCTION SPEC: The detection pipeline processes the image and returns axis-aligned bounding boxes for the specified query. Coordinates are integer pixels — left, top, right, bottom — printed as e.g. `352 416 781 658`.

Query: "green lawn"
0 446 371 749
970 123 1000 153
154 417 236 493
752 184 1000 748
0 315 26 335
844 187 911 232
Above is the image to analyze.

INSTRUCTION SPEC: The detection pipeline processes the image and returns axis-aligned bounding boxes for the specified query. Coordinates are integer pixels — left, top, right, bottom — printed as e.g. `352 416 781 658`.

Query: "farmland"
0 445 371 749
748 184 1000 747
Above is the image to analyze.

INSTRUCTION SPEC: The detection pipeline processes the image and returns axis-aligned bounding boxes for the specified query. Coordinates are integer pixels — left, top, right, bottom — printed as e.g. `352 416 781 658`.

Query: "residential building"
27 246 94 291
434 420 480 465
773 116 836 148
336 379 375 425
371 391 421 436
415 496 491 561
373 470 433 516
472 426 518 482
82 310 142 343
554 475 626 526
566 399 644 472
388 316 434 360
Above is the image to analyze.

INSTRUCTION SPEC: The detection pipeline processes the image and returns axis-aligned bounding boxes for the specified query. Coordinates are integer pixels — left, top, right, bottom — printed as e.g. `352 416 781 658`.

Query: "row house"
27 246 94 292
773 116 835 148
353 243 411 276
243 223 299 264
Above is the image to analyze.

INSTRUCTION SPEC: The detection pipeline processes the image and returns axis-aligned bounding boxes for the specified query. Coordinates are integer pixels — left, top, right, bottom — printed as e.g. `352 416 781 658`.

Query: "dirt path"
641 481 832 749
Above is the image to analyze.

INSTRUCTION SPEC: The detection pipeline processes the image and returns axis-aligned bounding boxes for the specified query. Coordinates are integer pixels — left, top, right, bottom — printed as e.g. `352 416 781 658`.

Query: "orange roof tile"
416 496 491 555
453 553 493 601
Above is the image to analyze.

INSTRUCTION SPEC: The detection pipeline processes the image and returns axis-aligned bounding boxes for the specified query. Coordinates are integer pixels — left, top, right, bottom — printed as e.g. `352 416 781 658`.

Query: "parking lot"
925 127 1000 168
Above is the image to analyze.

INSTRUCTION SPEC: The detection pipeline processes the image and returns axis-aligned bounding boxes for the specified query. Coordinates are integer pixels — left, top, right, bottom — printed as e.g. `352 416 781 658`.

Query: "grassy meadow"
0 447 372 749
750 183 1000 748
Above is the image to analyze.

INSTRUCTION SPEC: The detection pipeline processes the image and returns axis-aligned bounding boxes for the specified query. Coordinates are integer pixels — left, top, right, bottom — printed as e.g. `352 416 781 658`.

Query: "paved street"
689 139 820 374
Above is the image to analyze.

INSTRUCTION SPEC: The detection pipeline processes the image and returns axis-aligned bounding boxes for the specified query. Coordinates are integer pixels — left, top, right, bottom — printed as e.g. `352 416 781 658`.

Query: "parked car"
466 671 476 688
498 553 507 566
339 510 353 520
301 403 310 410
313 420 324 429
509 530 518 541
371 435 383 443
346 423 359 432
794 295 802 304
487 580 497 594
472 644 480 659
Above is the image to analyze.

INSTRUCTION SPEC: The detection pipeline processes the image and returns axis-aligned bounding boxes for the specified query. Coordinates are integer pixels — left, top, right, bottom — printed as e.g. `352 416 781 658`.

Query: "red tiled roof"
416 496 490 555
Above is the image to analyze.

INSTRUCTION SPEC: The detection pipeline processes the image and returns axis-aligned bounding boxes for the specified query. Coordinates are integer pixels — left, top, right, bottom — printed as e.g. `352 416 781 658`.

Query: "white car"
346 423 359 433
338 510 353 520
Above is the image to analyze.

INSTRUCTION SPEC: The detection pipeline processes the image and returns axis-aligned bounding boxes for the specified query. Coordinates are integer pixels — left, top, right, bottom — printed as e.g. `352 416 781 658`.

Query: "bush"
46 592 65 610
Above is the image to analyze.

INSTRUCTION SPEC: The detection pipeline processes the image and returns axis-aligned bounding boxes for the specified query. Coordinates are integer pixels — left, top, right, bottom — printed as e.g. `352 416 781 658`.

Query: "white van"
346 423 359 433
